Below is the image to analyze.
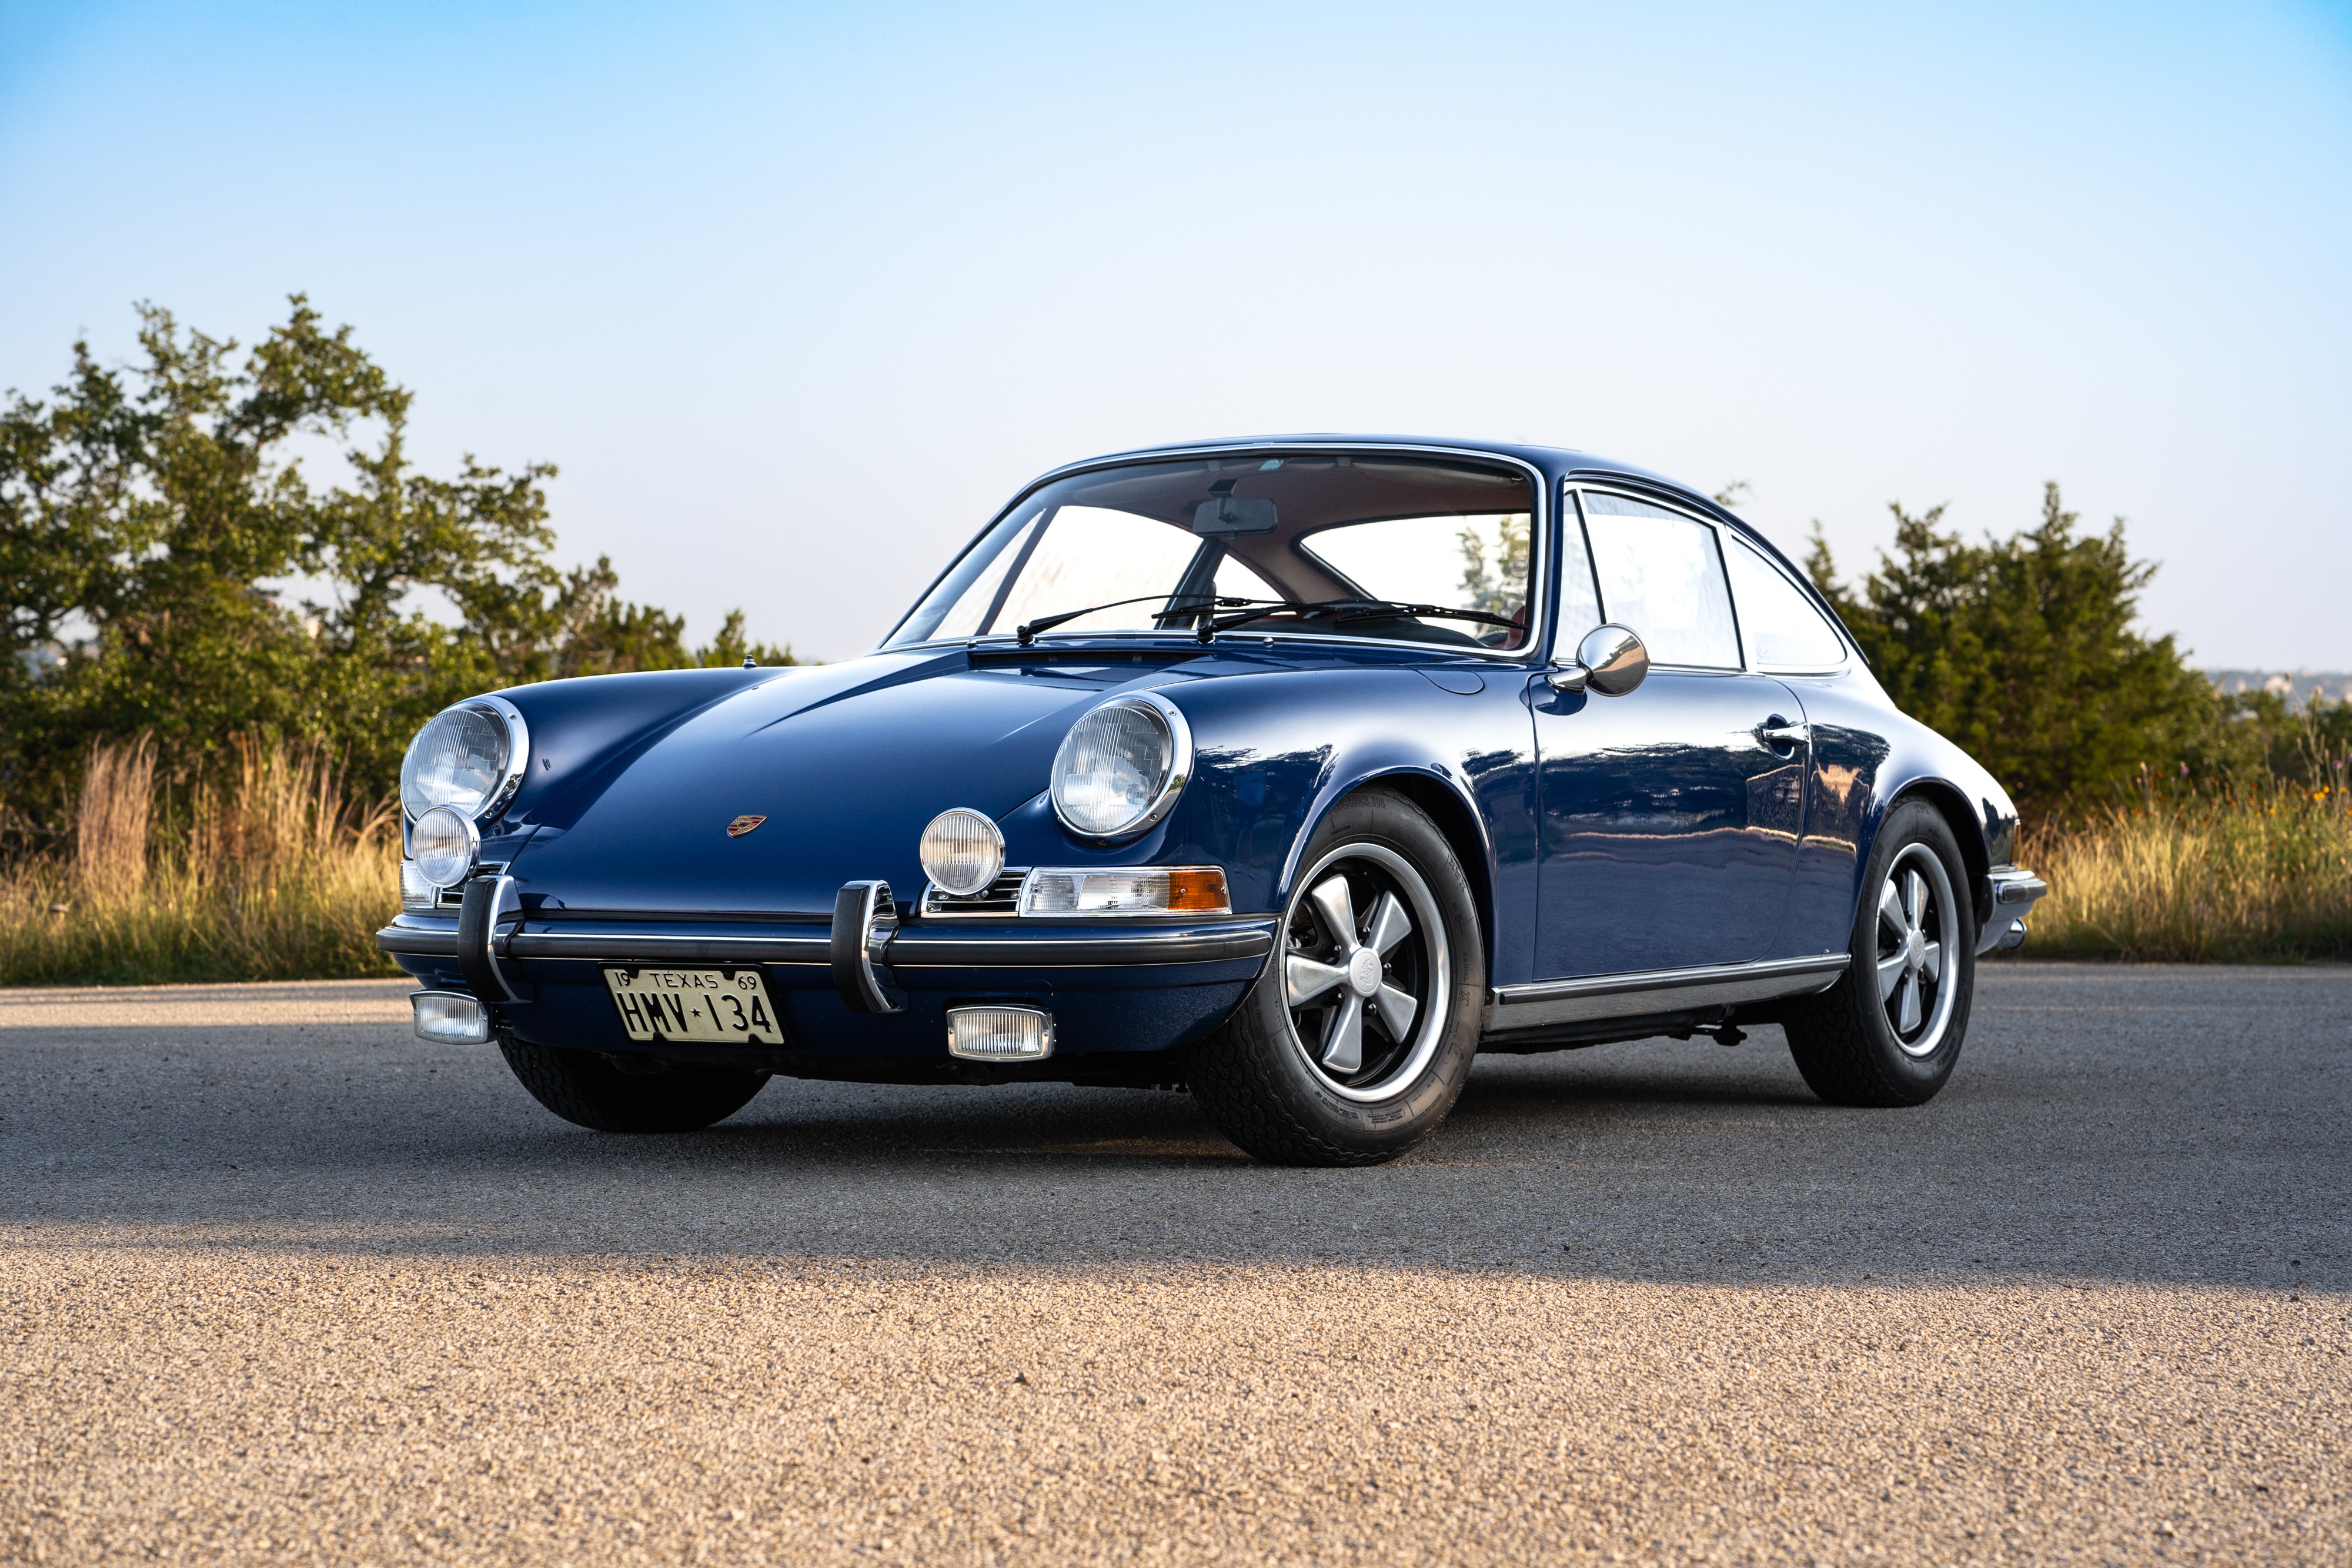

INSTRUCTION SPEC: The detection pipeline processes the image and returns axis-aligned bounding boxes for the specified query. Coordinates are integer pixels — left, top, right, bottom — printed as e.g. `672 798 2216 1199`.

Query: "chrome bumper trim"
887 925 1274 966
377 914 1276 969
1485 952 1850 1033
1980 867 2049 953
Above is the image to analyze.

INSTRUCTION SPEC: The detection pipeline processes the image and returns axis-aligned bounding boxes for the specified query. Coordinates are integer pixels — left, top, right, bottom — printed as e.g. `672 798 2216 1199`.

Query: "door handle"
1755 717 1809 753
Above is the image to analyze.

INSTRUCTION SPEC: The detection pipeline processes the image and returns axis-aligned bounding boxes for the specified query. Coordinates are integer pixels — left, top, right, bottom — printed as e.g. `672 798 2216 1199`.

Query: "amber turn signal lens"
1163 867 1230 912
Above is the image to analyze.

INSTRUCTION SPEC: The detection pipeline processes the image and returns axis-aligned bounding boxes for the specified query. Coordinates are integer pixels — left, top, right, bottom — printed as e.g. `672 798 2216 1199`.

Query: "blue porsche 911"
380 437 2047 1165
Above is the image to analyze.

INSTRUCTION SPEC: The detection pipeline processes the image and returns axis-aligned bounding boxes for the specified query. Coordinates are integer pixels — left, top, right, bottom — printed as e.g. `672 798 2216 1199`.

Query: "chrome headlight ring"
400 693 531 824
1049 690 1194 842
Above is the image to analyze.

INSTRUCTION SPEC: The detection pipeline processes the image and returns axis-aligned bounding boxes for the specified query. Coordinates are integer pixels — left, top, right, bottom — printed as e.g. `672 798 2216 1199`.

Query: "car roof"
1034 433 1812 589
1058 433 1689 493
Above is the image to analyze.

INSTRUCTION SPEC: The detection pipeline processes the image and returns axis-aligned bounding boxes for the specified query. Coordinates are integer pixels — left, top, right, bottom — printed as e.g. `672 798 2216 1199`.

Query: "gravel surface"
2 963 2345 1564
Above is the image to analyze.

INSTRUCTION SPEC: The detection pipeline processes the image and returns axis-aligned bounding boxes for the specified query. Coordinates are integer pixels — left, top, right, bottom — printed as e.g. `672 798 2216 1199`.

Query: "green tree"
0 297 789 835
1806 483 2214 815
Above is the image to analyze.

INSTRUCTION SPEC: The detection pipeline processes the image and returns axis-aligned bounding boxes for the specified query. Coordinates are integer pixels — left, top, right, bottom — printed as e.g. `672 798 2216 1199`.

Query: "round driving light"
1050 693 1191 840
410 805 482 889
919 808 1005 897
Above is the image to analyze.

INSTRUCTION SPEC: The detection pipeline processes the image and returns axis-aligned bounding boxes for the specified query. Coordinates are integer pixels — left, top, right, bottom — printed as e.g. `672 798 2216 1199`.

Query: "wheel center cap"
1347 948 1384 998
1906 930 1926 968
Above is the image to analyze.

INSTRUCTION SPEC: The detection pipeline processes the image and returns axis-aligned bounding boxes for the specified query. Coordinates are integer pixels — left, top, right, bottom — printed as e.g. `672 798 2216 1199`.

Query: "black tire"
497 1036 769 1132
1187 788 1485 1166
1780 798 1976 1107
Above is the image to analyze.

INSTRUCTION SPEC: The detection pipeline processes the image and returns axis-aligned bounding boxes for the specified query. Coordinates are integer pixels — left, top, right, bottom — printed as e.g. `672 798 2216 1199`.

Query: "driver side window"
1578 492 1742 669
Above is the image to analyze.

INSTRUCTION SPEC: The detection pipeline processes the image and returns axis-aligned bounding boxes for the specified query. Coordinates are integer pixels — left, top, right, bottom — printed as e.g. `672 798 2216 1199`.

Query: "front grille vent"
920 868 1030 919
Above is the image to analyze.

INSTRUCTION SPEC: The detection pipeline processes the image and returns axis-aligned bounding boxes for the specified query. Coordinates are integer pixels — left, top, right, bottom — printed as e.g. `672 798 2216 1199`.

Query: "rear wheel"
497 1036 769 1132
1780 799 1976 1107
1187 790 1484 1165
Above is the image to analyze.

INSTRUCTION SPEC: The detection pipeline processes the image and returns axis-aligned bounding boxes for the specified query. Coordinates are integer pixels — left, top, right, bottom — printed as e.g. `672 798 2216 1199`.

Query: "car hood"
506 651 1152 915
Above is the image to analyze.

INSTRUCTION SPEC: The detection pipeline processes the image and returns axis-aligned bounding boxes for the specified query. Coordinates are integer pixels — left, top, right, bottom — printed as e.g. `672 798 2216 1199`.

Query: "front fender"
993 663 1540 987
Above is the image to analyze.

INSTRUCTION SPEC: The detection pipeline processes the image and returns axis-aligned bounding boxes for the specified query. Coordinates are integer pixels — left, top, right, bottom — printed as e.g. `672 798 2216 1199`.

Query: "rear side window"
1725 534 1847 671
1579 492 1741 669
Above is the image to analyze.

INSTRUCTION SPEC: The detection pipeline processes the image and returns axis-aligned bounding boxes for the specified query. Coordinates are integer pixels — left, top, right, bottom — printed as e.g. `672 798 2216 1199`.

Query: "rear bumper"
1977 866 2049 954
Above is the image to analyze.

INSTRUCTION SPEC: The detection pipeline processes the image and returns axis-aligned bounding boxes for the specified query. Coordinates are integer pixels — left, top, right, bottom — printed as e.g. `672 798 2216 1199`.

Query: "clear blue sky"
4 1 2347 666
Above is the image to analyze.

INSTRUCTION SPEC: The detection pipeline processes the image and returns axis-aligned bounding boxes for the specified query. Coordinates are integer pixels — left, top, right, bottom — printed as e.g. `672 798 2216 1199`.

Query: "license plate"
603 967 785 1045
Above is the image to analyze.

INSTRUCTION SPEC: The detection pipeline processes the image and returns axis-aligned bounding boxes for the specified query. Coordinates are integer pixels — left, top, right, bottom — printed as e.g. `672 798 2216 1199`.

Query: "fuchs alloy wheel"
497 1035 769 1132
1780 799 1977 1108
1188 789 1485 1165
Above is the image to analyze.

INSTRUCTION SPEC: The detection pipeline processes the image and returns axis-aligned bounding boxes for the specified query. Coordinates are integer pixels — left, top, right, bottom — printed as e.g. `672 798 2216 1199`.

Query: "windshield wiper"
1012 594 1282 646
1199 598 1522 637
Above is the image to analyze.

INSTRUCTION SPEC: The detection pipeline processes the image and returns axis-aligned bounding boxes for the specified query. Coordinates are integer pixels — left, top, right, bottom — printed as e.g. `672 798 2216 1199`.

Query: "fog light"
1017 866 1229 917
410 805 480 888
919 808 1005 897
412 989 489 1044
947 1005 1054 1061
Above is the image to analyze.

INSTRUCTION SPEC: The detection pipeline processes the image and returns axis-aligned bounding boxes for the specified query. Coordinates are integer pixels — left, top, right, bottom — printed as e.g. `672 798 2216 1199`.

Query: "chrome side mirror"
1544 623 1649 697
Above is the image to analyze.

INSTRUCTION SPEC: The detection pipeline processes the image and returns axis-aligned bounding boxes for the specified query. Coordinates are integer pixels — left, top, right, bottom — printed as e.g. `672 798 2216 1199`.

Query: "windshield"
887 453 1538 652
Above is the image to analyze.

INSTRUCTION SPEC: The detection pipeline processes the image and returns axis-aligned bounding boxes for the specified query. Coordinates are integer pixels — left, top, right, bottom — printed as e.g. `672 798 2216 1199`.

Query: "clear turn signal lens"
1016 866 1230 917
918 808 1006 896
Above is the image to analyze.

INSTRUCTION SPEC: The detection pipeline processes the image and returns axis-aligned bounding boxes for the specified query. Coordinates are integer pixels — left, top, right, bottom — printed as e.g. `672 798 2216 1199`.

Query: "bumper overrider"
1977 866 2049 954
378 876 1277 1067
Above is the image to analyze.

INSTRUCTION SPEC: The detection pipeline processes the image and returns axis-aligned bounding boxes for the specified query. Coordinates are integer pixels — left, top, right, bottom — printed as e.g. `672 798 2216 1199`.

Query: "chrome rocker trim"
1484 952 1852 1033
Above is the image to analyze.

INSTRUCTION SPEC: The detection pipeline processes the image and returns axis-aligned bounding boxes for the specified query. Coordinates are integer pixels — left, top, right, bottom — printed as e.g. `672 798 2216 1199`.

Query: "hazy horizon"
4 1 2347 667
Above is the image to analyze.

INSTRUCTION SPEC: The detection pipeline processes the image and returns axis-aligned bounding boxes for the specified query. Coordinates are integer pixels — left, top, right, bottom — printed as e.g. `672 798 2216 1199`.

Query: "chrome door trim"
1563 477 1857 678
1484 952 1850 1032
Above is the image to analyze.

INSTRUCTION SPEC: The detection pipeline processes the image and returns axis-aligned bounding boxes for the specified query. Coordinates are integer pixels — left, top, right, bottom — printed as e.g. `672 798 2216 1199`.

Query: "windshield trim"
881 440 1554 664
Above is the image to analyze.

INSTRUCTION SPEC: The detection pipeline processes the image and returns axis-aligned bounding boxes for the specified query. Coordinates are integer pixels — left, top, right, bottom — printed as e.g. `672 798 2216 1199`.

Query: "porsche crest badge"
725 814 767 838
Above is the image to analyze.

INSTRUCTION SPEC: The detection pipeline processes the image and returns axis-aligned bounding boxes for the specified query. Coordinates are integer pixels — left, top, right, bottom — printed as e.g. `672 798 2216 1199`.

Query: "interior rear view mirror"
1191 496 1278 536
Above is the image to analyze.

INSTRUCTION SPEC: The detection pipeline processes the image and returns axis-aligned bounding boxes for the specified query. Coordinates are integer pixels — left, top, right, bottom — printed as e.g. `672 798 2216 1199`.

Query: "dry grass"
0 736 403 987
9 731 2350 985
2013 783 2352 962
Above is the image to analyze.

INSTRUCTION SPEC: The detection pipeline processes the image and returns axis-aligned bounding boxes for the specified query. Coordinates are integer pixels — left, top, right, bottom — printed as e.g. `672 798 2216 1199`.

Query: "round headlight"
410 805 482 889
1050 693 1191 840
400 699 526 821
919 808 1007 896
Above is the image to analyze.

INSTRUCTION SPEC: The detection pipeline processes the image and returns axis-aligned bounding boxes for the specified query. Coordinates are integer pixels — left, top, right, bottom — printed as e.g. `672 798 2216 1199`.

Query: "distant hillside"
2207 670 2352 709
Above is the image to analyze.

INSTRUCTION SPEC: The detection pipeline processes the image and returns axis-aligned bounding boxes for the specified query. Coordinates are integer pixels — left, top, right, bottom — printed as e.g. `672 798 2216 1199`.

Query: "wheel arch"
1883 778 1993 933
1279 767 1497 983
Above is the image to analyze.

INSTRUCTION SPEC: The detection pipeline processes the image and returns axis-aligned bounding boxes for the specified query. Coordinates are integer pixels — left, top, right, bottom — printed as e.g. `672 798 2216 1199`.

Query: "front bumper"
377 902 1277 1059
1977 866 2049 954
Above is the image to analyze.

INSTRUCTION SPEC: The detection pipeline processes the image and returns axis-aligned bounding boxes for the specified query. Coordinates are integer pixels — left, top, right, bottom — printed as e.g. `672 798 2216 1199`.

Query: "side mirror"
1544 623 1649 697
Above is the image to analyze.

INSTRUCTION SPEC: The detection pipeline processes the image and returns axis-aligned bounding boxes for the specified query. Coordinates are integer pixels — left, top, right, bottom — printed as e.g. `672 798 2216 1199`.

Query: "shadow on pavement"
2 965 2344 1292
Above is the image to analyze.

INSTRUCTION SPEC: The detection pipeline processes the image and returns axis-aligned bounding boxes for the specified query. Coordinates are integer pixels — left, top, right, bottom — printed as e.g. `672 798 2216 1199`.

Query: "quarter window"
1724 534 1847 671
1579 492 1741 669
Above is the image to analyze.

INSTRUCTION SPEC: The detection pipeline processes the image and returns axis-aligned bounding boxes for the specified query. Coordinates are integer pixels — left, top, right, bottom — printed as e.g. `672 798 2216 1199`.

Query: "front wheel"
497 1036 769 1132
1780 798 1976 1107
1187 789 1485 1166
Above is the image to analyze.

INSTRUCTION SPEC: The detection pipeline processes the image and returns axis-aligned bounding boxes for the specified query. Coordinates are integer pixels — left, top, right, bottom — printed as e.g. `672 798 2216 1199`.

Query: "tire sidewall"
1849 800 1976 1097
1209 790 1485 1159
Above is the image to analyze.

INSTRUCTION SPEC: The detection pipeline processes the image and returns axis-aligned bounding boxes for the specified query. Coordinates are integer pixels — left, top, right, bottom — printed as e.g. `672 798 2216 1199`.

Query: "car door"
1529 486 1808 978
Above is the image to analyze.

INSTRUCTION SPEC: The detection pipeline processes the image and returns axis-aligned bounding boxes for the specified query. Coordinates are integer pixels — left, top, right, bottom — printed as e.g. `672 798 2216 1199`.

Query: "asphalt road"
2 964 2344 1565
